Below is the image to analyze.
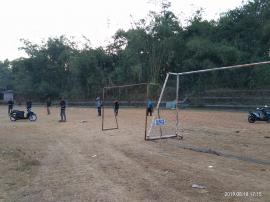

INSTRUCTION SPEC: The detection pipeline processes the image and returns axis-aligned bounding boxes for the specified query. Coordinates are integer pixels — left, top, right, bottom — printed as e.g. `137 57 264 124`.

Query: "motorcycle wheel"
29 114 37 122
10 114 16 121
9 112 17 121
248 116 255 123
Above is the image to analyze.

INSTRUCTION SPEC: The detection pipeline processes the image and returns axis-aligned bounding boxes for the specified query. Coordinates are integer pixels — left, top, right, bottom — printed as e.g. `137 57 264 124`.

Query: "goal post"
102 82 160 131
146 60 270 140
145 73 181 140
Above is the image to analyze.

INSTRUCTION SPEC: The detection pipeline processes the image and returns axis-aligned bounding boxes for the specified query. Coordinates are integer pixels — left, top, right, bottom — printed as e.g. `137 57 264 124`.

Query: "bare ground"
0 106 269 202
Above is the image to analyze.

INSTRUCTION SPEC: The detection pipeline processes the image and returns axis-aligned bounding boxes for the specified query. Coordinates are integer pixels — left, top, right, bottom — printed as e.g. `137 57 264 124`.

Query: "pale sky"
0 0 245 61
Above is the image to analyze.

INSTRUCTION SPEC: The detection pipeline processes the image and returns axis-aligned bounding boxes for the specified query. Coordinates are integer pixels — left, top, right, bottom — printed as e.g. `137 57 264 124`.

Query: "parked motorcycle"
9 109 37 122
248 107 270 123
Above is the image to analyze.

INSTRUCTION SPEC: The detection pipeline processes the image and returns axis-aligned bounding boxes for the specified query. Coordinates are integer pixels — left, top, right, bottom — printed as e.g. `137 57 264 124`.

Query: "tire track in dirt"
12 127 132 201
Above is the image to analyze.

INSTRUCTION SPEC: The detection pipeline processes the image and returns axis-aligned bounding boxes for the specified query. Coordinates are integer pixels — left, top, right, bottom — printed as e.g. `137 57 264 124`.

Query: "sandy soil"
0 106 269 202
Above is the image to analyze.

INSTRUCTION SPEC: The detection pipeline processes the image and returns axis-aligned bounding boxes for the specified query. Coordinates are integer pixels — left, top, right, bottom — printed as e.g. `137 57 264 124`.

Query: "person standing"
46 97 52 115
26 99 32 118
7 99 14 114
114 100 119 116
59 97 66 122
26 99 32 112
146 99 154 116
96 97 102 116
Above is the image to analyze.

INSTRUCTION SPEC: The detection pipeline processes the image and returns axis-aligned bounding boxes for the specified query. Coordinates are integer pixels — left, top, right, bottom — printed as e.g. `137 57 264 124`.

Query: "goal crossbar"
104 83 157 89
169 60 270 76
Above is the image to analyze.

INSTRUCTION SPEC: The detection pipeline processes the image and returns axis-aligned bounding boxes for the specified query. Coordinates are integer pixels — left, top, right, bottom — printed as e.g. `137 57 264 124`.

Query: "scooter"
248 107 270 123
9 109 37 122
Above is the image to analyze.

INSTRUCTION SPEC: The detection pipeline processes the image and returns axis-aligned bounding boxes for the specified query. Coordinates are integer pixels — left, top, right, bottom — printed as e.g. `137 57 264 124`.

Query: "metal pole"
101 87 105 131
104 83 149 89
145 84 149 140
168 60 270 76
104 83 159 90
176 74 180 138
113 87 119 129
156 73 170 110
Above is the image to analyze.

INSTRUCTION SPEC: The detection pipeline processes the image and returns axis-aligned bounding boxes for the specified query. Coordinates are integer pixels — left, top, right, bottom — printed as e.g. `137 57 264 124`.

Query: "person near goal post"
96 96 102 116
114 100 119 116
146 99 154 116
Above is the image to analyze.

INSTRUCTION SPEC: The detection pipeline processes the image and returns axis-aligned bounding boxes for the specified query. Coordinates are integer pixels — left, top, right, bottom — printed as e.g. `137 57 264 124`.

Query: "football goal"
146 60 270 140
102 83 159 131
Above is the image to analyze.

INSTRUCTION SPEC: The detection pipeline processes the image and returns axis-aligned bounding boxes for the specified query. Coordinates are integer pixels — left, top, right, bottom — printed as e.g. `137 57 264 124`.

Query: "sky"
0 0 246 61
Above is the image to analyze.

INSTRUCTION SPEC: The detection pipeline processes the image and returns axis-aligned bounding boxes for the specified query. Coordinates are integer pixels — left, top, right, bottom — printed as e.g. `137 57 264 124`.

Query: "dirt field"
0 106 269 202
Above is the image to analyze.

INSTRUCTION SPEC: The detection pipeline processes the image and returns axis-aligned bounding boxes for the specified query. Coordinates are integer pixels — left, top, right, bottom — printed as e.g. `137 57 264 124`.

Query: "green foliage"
1 0 270 100
0 60 13 90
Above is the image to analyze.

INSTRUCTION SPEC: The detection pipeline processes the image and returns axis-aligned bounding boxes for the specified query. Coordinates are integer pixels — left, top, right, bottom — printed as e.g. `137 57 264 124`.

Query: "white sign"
154 119 166 126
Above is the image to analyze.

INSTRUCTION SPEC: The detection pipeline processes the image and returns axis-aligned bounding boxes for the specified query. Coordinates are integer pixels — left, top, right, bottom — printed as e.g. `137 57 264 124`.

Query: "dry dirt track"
0 106 269 202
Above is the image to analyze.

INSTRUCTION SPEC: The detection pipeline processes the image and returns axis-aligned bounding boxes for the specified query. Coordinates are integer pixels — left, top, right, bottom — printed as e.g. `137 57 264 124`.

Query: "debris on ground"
192 184 207 189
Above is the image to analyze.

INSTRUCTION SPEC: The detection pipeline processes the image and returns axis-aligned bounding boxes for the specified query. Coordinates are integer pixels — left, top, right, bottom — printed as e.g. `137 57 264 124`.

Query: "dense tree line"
1 0 270 101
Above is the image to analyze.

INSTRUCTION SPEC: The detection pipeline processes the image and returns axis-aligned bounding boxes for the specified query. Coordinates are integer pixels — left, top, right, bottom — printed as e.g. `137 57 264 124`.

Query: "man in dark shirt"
46 97 52 115
59 97 66 122
114 100 119 116
8 99 14 114
146 99 154 116
96 97 102 116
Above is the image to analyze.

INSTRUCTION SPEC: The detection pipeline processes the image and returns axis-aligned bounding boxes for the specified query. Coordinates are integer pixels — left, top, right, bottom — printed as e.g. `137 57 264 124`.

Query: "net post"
145 113 148 140
102 87 105 131
146 73 170 140
157 73 170 110
145 84 149 140
175 75 179 136
176 74 182 139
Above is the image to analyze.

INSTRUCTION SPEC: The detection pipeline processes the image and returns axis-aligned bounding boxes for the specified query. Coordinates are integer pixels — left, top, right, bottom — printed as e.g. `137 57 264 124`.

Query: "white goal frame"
146 60 270 140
